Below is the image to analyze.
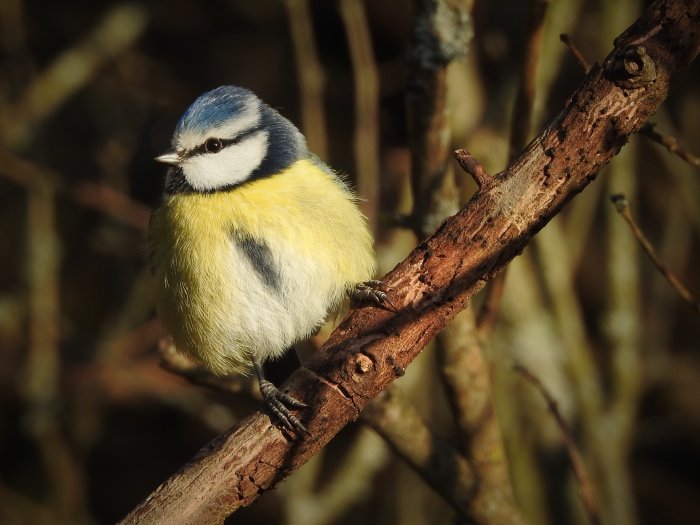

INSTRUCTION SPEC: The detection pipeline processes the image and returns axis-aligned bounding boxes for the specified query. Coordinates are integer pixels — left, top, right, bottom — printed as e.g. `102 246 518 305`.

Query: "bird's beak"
155 149 181 165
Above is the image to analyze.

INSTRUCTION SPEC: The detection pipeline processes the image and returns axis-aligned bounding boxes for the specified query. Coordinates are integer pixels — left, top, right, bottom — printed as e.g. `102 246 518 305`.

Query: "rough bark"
119 1 700 524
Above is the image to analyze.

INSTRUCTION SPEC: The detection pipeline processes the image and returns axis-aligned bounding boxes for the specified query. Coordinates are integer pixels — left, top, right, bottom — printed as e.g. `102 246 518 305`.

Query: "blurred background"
0 0 699 524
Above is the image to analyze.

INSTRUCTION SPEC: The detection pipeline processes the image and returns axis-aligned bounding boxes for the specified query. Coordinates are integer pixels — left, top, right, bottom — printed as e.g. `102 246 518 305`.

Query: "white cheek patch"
181 131 269 191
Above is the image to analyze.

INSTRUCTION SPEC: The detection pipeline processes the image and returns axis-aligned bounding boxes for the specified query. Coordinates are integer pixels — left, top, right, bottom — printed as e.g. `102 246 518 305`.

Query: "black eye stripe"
185 125 265 158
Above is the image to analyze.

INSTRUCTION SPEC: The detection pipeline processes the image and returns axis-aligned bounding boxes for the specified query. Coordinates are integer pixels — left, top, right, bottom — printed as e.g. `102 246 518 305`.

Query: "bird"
149 85 386 434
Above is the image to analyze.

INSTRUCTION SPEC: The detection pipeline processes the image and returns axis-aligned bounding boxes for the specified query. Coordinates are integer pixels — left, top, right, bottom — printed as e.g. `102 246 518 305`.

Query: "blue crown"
175 86 257 135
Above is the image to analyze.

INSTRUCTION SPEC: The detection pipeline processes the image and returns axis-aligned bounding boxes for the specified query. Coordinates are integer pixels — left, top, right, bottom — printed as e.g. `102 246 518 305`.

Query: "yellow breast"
149 159 375 374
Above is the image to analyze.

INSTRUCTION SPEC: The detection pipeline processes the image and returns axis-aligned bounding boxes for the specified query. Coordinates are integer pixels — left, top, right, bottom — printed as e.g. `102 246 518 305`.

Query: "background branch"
476 0 547 336
639 123 700 168
610 194 700 315
118 2 700 523
339 0 381 233
361 385 478 520
514 364 600 525
283 0 328 159
405 2 523 523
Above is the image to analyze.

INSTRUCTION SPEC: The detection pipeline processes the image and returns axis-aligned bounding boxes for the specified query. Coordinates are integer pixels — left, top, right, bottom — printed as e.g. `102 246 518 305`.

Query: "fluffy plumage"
149 86 375 378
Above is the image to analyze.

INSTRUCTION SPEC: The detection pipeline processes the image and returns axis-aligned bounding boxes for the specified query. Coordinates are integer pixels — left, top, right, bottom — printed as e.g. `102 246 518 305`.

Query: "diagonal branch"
476 0 547 336
119 2 700 524
514 364 600 525
610 193 700 315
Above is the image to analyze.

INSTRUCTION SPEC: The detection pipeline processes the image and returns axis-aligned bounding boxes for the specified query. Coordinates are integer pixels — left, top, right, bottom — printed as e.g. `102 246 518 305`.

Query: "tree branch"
119 2 700 523
361 385 478 520
477 0 547 336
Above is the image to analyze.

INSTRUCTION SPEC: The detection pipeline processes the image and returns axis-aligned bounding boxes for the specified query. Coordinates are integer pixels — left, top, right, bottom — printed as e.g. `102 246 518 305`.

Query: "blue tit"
149 85 382 434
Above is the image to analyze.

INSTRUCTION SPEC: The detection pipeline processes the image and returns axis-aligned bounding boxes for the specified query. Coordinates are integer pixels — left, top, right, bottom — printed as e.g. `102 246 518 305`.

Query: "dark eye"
204 138 223 153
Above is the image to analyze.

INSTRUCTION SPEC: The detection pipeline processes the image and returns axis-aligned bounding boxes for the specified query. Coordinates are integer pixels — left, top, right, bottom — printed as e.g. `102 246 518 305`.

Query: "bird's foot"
349 280 398 312
259 378 309 435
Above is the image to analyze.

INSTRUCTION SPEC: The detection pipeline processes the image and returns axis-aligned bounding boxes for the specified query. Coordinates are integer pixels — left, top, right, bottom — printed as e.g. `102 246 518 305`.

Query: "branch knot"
606 45 657 89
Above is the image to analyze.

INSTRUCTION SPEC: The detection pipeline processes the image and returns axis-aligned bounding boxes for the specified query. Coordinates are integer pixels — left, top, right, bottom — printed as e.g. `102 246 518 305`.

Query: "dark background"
0 1 699 524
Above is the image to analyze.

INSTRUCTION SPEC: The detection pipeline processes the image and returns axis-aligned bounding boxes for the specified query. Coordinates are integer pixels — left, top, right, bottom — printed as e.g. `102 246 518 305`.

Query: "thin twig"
21 178 92 522
509 0 548 160
476 275 507 336
560 33 591 72
0 148 150 232
454 149 491 190
647 149 695 350
283 427 389 525
408 4 523 523
601 142 643 525
610 194 700 315
639 122 700 169
158 339 258 399
102 318 164 361
514 364 601 525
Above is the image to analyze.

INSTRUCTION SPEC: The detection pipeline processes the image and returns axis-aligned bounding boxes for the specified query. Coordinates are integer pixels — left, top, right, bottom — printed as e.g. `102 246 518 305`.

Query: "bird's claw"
259 379 309 435
349 280 398 312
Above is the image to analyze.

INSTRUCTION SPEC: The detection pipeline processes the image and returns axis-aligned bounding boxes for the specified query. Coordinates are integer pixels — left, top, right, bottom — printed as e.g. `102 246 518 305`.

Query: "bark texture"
120 1 700 523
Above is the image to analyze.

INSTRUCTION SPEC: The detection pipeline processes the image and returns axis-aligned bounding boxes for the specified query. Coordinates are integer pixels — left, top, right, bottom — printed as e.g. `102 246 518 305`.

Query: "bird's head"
157 86 306 193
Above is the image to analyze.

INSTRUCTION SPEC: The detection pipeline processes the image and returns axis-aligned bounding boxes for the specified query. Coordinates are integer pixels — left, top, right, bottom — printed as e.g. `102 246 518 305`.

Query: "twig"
639 122 700 168
158 339 258 399
647 155 695 350
610 194 700 316
560 33 591 72
339 0 380 233
283 0 327 159
102 318 165 361
454 149 491 190
530 0 587 130
565 175 604 269
361 385 479 521
532 216 604 460
95 270 160 362
601 145 642 525
21 180 60 436
72 182 151 232
118 3 700 522
514 364 600 525
475 275 507 337
0 148 150 232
